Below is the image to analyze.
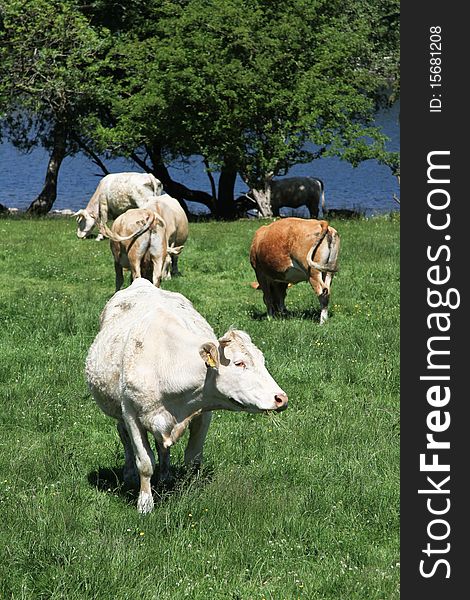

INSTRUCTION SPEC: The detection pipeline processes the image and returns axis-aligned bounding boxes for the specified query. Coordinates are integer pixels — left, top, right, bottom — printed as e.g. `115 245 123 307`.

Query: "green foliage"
0 0 400 206
91 0 400 189
0 0 112 152
0 215 399 599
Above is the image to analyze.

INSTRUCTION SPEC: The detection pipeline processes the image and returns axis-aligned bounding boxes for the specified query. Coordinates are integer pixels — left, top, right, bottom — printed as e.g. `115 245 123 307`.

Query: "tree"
0 0 111 213
1 0 399 216
84 0 399 217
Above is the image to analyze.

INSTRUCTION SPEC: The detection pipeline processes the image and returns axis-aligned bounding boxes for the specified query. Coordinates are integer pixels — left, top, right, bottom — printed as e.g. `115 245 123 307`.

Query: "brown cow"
249 218 340 324
99 207 182 291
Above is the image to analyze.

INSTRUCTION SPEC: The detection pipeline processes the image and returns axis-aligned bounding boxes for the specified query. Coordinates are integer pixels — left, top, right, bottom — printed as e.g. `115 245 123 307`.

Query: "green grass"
0 214 399 599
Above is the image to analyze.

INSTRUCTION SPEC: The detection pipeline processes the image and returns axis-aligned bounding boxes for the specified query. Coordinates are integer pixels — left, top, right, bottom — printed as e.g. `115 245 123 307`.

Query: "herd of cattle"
79 171 340 512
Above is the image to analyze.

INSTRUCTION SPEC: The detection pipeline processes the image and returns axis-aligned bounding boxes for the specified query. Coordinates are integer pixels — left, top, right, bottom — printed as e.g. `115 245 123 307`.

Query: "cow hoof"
137 491 154 514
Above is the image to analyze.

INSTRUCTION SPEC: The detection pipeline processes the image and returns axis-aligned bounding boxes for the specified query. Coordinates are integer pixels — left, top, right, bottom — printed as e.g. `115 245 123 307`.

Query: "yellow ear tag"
206 355 216 368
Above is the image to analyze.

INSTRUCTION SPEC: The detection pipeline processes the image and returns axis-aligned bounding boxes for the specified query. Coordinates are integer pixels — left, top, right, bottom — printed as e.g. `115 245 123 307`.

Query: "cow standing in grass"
250 217 340 324
99 207 183 291
239 176 326 218
86 278 288 513
145 194 189 278
75 172 163 240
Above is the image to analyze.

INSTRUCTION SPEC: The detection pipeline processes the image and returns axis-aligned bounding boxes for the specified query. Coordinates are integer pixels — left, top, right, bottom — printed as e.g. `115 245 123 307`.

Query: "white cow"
99 207 183 291
86 278 288 513
145 194 189 278
75 172 163 240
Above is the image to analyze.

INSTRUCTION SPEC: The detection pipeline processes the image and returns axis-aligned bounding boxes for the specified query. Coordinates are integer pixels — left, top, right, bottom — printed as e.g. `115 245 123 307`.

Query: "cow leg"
114 262 124 292
151 255 164 288
122 412 156 513
171 254 180 277
96 205 108 241
156 442 171 483
321 272 335 323
309 273 330 324
126 242 144 283
318 288 330 325
265 281 278 317
271 282 288 316
111 242 124 291
255 270 276 317
307 203 318 219
184 412 212 469
117 419 138 488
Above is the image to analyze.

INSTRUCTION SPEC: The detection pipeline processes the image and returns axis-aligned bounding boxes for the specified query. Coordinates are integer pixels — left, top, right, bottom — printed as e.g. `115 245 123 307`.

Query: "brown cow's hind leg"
255 270 276 317
309 274 330 324
271 282 288 316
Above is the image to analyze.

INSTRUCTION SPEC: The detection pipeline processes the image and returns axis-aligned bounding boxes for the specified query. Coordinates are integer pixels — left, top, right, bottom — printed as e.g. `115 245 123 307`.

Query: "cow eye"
234 360 246 368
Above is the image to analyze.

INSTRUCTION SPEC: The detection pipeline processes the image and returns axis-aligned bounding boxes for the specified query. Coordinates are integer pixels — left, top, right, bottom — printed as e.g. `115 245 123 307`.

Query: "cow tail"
98 222 115 240
152 211 167 231
305 221 330 272
99 211 156 242
308 227 340 273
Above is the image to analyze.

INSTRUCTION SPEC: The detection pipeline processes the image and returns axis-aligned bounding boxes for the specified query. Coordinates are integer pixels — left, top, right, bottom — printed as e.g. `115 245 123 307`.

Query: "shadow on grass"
88 463 214 508
250 305 324 321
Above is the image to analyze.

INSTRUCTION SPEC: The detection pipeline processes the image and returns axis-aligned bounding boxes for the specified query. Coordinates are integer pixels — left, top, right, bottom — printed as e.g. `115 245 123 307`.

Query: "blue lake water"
0 103 399 216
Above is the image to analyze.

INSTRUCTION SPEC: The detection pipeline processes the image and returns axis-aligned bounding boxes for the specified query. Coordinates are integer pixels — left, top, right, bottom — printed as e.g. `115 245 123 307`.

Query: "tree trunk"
145 145 216 214
247 173 274 217
250 187 272 217
216 164 237 219
27 124 67 214
203 158 217 202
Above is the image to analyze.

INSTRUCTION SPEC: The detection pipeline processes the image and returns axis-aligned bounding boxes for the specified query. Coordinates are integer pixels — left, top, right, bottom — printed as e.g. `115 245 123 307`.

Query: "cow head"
199 330 288 413
74 209 97 239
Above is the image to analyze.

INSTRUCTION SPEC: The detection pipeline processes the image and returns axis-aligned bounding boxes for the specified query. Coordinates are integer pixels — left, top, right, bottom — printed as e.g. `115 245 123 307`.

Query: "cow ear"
218 332 234 347
199 342 219 369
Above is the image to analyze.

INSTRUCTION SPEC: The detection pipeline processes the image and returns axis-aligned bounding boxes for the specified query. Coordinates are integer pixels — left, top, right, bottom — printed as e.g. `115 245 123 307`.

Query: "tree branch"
72 135 110 175
130 152 152 173
203 158 217 201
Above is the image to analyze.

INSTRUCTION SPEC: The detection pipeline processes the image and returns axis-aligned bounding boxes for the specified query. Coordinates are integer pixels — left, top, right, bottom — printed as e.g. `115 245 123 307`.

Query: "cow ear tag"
206 355 217 368
200 343 218 369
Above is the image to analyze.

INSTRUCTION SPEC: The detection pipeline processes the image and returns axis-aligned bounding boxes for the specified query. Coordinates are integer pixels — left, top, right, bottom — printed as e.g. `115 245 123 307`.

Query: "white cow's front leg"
184 412 212 469
154 412 195 481
123 411 156 514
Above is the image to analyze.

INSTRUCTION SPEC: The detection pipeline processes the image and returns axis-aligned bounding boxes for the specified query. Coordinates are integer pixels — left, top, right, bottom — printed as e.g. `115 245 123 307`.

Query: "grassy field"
0 214 399 600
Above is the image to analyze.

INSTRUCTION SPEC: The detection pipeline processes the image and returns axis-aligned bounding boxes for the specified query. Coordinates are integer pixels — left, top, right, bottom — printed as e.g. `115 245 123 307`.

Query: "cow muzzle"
274 393 288 412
